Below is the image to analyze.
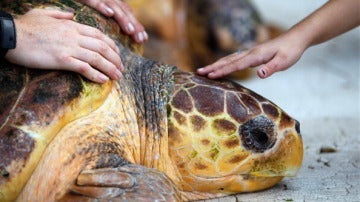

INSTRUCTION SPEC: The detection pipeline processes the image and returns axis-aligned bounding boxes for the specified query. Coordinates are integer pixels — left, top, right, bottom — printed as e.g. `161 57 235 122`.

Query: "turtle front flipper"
59 164 181 201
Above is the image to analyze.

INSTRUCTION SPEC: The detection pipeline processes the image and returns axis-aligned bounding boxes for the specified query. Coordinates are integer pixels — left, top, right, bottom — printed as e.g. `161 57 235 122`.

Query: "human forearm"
198 0 360 79
290 0 360 48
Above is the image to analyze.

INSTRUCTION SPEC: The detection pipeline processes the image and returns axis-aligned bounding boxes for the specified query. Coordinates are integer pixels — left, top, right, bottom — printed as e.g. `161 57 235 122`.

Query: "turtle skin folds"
0 0 303 201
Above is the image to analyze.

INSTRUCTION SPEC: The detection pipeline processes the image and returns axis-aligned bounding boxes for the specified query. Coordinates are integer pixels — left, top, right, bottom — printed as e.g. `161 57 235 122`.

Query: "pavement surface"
201 1 360 202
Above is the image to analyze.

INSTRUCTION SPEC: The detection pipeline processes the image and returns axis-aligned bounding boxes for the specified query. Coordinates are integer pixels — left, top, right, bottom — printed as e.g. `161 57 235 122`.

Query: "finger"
63 57 110 83
34 8 74 19
107 1 147 42
78 36 123 71
215 47 277 79
121 3 148 41
104 1 133 34
82 0 115 16
197 52 246 75
211 50 271 79
257 54 287 78
206 60 241 79
197 51 251 79
75 22 121 55
72 47 123 81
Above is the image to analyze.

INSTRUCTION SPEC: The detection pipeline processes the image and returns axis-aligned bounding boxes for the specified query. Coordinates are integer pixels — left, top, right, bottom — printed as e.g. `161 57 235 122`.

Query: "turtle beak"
250 129 304 177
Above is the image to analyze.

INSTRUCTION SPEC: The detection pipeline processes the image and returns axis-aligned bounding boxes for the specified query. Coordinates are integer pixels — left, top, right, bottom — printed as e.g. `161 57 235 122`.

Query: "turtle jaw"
180 175 285 201
169 126 303 195
247 129 304 178
188 129 303 194
189 174 284 193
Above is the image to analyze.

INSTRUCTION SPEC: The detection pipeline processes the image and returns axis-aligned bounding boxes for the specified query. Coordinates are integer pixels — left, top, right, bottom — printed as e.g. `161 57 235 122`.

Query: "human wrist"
0 11 16 59
285 25 312 53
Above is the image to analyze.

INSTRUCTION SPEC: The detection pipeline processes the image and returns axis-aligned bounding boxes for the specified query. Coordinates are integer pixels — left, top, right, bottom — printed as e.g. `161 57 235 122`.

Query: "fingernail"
115 70 123 80
99 74 109 83
261 69 266 76
119 64 125 71
143 31 148 40
137 32 144 42
105 6 114 15
127 23 135 33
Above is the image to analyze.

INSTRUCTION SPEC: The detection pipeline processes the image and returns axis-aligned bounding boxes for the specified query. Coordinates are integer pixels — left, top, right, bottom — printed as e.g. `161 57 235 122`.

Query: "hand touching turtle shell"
77 0 148 43
5 0 148 83
197 0 360 79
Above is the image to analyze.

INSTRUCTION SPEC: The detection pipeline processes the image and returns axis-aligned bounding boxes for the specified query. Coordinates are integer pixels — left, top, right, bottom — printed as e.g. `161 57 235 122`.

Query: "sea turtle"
0 1 303 201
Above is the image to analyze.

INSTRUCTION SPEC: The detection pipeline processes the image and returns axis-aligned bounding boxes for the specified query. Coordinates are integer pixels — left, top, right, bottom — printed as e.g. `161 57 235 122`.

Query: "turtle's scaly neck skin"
118 49 181 182
17 68 179 200
0 1 178 201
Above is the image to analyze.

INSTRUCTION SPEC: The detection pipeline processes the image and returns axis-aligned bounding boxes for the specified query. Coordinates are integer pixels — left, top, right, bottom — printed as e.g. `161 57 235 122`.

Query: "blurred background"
127 0 359 201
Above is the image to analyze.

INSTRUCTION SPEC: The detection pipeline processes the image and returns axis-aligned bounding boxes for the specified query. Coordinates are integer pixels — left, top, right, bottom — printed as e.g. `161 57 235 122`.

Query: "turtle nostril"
295 120 300 134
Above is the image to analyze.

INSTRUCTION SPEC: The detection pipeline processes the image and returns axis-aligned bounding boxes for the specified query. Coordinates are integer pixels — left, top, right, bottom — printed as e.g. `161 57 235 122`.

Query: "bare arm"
197 0 360 79
294 0 360 46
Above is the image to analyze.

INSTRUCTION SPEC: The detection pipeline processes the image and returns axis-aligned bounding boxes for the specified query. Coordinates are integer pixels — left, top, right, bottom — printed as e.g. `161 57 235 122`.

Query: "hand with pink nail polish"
197 34 306 79
78 0 148 43
197 0 359 79
5 9 123 83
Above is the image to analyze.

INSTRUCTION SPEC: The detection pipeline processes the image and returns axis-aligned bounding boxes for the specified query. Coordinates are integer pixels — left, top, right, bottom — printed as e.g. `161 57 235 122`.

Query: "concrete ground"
202 1 360 201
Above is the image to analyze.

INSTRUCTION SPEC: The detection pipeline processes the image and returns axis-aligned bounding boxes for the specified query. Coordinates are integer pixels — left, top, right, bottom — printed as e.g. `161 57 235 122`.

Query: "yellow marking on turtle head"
212 118 237 136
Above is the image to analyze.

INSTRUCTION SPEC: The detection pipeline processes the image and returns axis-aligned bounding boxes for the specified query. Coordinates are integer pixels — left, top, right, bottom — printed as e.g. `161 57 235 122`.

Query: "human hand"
197 33 307 79
77 0 148 43
6 8 123 83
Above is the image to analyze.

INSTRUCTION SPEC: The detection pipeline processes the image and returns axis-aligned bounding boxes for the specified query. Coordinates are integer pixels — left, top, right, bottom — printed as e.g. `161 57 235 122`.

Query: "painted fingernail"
137 32 144 42
99 74 109 83
261 69 266 76
127 23 135 33
105 6 114 15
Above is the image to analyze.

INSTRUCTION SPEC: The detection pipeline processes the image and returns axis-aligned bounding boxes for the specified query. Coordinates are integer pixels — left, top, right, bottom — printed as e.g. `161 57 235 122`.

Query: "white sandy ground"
201 1 360 201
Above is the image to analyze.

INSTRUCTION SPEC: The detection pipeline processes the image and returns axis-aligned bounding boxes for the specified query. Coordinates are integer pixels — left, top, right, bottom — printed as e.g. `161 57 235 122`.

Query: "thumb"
257 56 284 78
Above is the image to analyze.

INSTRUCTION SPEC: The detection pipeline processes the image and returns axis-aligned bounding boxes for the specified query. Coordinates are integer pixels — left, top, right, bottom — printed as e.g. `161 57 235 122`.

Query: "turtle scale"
0 1 303 201
0 66 26 125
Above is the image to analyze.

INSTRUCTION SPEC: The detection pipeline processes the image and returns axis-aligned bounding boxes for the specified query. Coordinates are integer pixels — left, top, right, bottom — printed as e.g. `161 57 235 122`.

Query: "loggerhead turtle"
0 1 303 201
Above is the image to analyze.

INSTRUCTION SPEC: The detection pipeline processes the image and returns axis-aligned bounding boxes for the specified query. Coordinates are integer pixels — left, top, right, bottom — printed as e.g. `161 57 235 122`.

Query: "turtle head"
167 72 303 197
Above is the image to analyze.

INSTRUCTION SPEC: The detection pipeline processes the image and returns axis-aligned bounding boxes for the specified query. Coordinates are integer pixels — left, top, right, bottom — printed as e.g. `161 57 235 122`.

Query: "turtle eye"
239 116 276 153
